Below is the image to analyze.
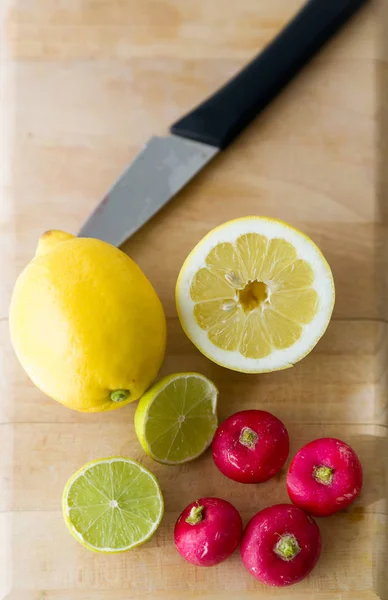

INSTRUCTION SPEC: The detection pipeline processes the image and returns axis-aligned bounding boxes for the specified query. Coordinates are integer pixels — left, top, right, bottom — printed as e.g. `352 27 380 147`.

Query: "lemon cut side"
176 217 335 373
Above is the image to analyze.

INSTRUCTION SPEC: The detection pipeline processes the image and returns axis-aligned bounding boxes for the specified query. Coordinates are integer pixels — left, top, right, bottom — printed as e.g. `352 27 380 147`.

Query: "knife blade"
78 136 218 246
79 0 368 246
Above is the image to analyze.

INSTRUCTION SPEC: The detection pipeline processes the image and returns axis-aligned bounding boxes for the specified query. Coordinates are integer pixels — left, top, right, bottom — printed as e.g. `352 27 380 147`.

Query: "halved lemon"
176 217 335 373
135 373 218 465
62 457 164 553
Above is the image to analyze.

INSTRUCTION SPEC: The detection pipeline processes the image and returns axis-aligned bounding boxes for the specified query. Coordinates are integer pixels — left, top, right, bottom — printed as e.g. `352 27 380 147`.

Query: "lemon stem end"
110 389 130 403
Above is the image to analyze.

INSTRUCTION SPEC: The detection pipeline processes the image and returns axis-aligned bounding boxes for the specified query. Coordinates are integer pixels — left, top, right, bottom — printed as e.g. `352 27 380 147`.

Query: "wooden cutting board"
1 1 386 598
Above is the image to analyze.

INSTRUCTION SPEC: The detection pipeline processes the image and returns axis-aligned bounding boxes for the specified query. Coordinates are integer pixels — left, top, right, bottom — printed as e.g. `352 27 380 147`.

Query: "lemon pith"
176 217 335 373
62 457 164 553
10 231 166 411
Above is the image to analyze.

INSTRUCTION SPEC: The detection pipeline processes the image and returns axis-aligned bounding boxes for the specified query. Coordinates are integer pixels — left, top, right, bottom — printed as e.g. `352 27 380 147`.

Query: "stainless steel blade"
78 135 218 246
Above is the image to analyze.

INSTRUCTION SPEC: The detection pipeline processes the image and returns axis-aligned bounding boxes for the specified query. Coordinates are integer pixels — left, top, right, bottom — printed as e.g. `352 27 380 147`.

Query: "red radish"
240 504 321 587
174 497 242 566
212 410 289 483
287 437 363 517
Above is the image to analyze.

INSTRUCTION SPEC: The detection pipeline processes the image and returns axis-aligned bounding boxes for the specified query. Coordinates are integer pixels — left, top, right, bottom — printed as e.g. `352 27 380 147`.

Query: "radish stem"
186 504 204 525
239 427 258 449
274 534 301 561
313 465 334 485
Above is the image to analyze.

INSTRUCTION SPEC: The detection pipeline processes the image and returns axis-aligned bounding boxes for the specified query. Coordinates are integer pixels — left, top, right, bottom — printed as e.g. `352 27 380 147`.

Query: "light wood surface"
1 0 386 598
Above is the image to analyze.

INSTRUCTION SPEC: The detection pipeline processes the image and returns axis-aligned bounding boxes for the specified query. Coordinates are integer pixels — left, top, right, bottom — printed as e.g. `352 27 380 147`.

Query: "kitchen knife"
79 0 368 246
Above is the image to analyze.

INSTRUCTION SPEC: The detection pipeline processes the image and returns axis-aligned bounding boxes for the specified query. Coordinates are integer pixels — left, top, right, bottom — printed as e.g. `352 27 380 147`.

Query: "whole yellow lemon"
10 231 166 412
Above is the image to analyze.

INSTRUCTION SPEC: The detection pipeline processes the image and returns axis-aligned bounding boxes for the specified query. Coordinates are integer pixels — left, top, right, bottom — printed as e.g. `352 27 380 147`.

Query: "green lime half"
62 457 164 553
134 372 218 465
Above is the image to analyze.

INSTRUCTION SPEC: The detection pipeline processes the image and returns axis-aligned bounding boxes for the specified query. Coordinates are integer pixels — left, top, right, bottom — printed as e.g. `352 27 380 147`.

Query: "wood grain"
1 0 386 598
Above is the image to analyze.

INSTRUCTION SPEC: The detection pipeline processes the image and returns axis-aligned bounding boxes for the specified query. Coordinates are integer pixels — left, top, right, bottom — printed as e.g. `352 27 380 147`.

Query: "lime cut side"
63 457 164 553
135 373 218 465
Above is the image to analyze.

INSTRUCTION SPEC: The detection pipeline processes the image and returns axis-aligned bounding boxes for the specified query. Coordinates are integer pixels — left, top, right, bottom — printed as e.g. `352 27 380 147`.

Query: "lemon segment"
134 373 218 465
236 233 268 281
62 457 164 553
190 268 233 301
240 311 272 359
176 217 335 373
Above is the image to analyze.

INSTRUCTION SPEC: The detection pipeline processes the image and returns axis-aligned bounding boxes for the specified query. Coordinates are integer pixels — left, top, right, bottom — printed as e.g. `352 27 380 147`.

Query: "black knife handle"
171 0 367 149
